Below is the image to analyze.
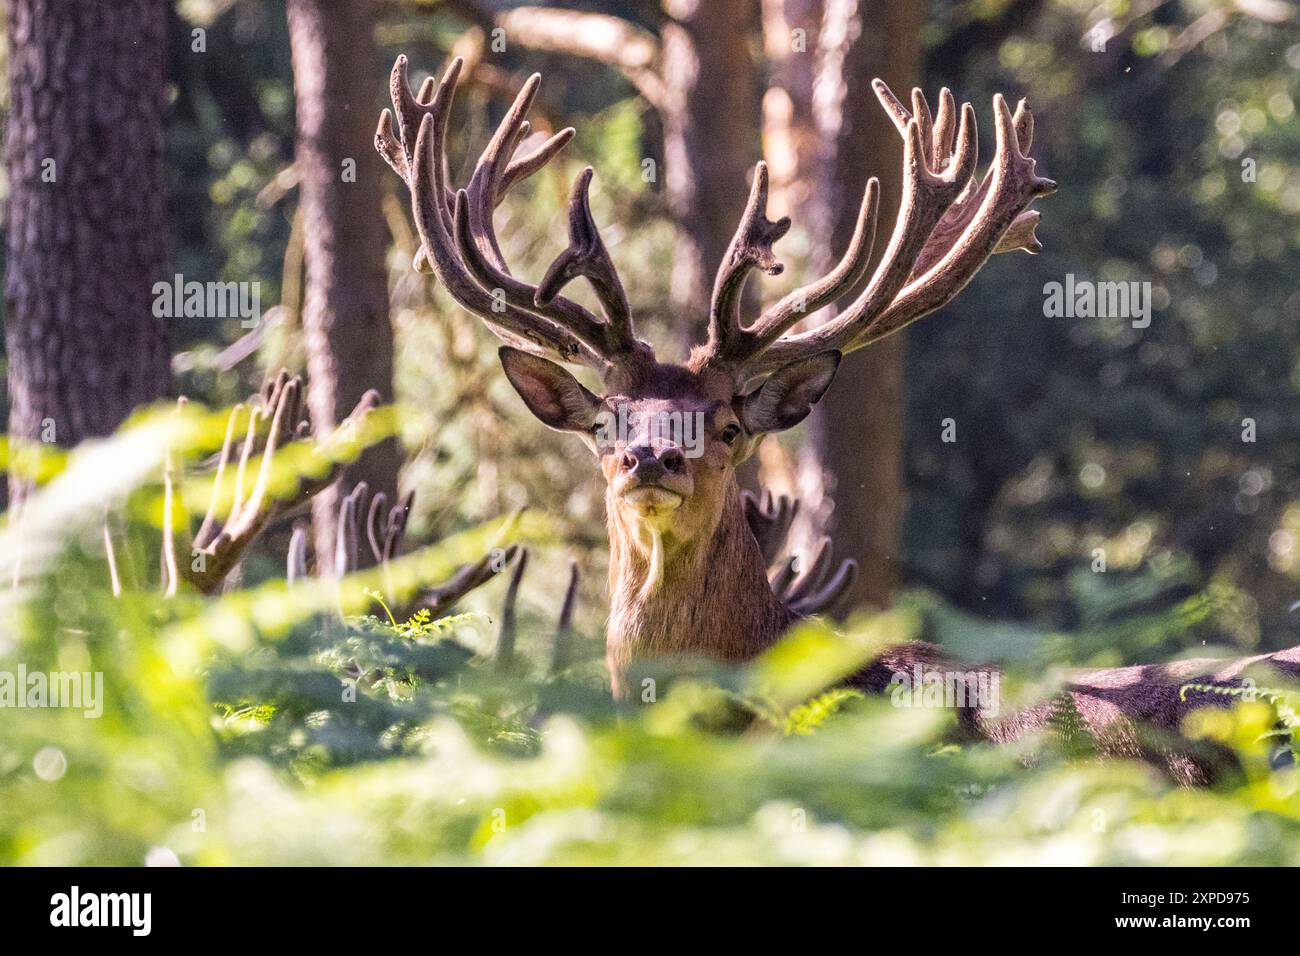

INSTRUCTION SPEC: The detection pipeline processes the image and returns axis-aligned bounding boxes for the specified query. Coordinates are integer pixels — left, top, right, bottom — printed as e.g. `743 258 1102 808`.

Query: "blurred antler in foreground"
425 543 520 616
297 481 520 617
495 548 579 675
164 371 379 595
331 481 416 575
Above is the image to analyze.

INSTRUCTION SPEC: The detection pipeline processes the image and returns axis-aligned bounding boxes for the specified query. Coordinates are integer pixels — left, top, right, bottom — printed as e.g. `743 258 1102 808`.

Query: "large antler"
701 82 1056 380
331 481 416 574
742 490 858 617
166 372 379 595
321 481 519 616
377 56 651 378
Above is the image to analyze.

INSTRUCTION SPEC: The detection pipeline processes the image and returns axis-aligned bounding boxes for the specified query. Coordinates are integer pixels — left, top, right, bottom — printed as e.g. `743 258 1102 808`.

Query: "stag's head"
377 56 1054 565
495 343 840 554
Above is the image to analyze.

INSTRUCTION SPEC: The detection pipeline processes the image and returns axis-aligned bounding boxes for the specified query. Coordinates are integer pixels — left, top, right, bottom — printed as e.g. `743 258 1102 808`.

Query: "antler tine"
229 405 262 523
178 376 379 594
363 488 414 565
997 209 1044 256
931 88 957 170
709 81 979 377
425 542 519 615
1013 97 1034 152
500 127 576 198
375 109 408 184
383 513 404 563
335 481 367 575
534 167 637 353
788 558 859 617
382 55 425 175
496 546 529 670
742 489 801 567
365 491 388 565
464 72 545 268
415 74 437 105
384 490 415 562
559 561 580 631
873 78 913 132
769 555 799 596
852 93 1056 349
194 402 244 550
738 178 879 361
706 162 791 357
382 55 647 376
551 560 580 675
287 522 309 583
910 88 935 163
783 537 834 605
335 494 355 576
737 82 1052 374
262 368 291 412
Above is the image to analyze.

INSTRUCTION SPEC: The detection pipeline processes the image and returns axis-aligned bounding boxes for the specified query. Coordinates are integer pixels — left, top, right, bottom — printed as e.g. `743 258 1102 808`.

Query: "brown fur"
595 361 801 697
606 479 793 698
852 641 1300 785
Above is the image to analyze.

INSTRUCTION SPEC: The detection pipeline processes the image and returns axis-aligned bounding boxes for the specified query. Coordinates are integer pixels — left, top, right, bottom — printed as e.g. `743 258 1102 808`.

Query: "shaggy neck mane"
605 477 792 693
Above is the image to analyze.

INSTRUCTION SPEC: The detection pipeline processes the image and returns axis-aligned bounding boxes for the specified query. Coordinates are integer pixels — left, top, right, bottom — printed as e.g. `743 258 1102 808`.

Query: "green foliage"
0 418 1297 866
912 2 1300 648
6 1 1296 865
783 688 867 736
1180 681 1300 763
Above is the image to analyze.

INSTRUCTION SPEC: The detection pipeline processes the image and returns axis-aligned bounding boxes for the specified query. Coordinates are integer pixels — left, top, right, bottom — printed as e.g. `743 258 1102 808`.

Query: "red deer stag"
378 58 1298 782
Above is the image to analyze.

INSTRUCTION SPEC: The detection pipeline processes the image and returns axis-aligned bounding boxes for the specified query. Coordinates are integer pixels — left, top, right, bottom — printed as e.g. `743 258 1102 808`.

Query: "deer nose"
620 444 686 481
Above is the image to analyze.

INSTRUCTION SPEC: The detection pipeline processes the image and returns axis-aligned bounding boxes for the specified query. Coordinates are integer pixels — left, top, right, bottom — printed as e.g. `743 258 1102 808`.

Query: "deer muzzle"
615 442 692 516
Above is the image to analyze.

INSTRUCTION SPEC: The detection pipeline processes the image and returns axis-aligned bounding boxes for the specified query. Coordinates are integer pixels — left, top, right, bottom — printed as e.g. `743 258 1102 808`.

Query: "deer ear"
739 351 841 434
499 347 602 433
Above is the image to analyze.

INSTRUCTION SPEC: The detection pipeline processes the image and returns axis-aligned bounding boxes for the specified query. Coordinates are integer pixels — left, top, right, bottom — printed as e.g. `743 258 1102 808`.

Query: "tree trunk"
760 0 823 218
287 0 399 574
801 0 922 611
3 0 171 503
660 0 762 342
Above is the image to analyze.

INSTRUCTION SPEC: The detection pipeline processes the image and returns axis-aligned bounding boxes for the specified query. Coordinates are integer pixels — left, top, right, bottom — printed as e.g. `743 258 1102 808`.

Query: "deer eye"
720 423 742 445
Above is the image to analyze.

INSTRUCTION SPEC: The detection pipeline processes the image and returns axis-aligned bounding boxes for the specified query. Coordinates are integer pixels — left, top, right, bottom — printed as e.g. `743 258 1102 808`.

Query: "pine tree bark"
287 0 399 574
802 0 922 610
3 0 171 503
